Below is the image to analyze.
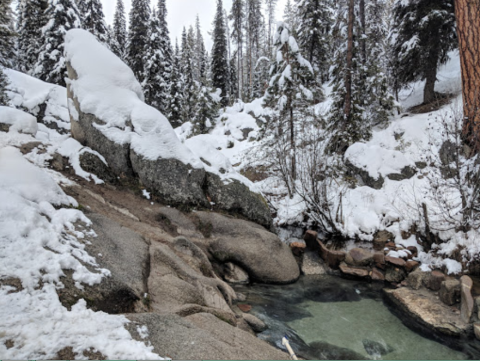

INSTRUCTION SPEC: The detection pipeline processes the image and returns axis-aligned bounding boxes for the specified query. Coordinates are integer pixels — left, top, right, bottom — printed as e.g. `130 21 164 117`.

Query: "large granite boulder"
64 29 271 226
196 211 300 284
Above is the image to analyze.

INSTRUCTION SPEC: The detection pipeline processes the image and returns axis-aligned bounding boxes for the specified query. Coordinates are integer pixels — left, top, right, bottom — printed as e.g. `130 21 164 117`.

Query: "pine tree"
127 0 151 82
192 86 218 135
252 56 270 99
80 0 109 44
296 0 333 83
0 0 16 68
265 0 278 55
17 0 47 73
229 0 244 100
34 0 82 86
167 40 184 127
245 0 263 99
111 0 127 59
211 0 230 106
263 22 319 180
157 0 173 82
0 67 10 106
181 27 198 122
283 0 299 35
143 9 169 114
392 0 456 104
195 16 208 82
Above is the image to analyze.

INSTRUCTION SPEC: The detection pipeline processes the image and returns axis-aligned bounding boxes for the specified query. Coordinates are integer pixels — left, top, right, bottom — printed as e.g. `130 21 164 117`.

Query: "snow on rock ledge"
64 29 271 227
0 106 38 135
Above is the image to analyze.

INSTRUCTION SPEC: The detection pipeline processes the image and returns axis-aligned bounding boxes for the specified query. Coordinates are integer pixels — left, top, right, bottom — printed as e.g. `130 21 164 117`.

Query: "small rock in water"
362 339 395 357
309 341 368 360
355 289 361 294
238 303 252 312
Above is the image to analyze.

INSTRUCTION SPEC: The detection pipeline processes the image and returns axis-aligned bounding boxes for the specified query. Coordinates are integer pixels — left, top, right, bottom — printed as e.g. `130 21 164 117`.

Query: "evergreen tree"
80 0 109 44
143 9 170 114
252 56 270 99
0 0 16 68
181 27 198 122
34 0 82 86
112 0 127 59
229 55 238 102
192 86 218 135
265 0 278 55
0 67 10 106
127 0 151 82
296 0 333 83
392 0 456 104
229 0 244 100
263 22 319 180
245 0 263 99
17 0 47 73
283 0 299 35
195 16 208 82
167 40 184 127
211 0 230 106
157 0 173 82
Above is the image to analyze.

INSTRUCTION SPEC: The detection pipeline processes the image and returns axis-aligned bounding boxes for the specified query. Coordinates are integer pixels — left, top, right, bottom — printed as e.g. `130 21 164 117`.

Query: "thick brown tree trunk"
455 0 480 153
344 0 355 121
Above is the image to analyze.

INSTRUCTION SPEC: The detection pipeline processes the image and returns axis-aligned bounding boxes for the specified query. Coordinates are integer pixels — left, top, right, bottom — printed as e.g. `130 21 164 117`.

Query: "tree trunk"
290 105 296 181
423 64 437 104
344 0 355 121
455 0 480 153
359 0 366 64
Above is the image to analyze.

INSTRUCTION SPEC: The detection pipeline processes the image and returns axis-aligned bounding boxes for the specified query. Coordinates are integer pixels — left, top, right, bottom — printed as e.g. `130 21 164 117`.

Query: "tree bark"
359 0 366 64
344 0 355 121
290 106 296 181
423 64 437 104
455 0 480 153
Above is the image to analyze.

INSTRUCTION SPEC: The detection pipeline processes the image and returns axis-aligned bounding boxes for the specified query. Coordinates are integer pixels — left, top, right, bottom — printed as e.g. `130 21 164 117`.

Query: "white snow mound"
64 29 202 168
0 106 38 135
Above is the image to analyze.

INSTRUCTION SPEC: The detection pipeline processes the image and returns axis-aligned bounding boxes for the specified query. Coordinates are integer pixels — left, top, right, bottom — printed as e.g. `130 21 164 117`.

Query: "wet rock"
424 270 446 291
243 313 267 333
405 260 419 273
385 256 406 268
407 246 418 257
345 248 373 267
339 262 370 278
439 279 461 306
301 250 326 276
238 304 252 313
304 230 319 251
474 323 480 341
373 252 386 269
371 267 385 282
407 270 428 290
290 242 306 257
308 341 368 360
460 275 474 323
203 212 300 284
385 241 396 249
318 240 329 261
384 287 469 337
386 266 406 283
223 262 249 284
326 250 346 269
373 231 394 251
362 339 394 357
50 152 68 171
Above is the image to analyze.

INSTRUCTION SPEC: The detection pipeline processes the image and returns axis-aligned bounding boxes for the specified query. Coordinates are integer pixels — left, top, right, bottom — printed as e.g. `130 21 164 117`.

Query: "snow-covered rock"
0 106 38 135
64 29 271 227
5 69 70 133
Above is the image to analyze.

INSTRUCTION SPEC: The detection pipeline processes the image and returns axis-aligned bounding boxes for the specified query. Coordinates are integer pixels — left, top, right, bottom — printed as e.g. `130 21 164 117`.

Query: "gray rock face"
242 313 268 333
130 150 208 208
346 159 384 190
301 250 327 275
199 212 300 284
407 270 428 290
223 262 250 284
386 166 417 181
205 173 272 228
79 151 117 184
424 270 446 291
460 275 474 323
58 213 149 313
439 279 461 306
66 62 272 227
126 313 287 360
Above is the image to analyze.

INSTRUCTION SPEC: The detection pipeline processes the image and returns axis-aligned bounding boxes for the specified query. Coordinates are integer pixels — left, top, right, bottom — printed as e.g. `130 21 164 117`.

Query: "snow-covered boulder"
0 106 38 135
4 69 70 134
64 29 271 226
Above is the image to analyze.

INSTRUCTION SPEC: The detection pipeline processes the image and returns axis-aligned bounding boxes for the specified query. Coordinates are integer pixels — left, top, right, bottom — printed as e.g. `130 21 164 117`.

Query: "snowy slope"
0 74 163 359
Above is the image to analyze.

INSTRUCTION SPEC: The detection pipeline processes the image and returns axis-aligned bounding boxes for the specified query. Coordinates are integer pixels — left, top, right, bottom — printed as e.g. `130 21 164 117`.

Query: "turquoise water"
235 275 469 360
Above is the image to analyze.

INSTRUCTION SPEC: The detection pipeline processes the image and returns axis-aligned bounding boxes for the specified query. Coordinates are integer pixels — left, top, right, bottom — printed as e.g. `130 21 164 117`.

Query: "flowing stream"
234 275 469 360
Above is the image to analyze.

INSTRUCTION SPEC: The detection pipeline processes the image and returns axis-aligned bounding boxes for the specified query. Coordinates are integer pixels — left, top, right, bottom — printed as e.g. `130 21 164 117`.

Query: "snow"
0 106 38 135
64 29 202 168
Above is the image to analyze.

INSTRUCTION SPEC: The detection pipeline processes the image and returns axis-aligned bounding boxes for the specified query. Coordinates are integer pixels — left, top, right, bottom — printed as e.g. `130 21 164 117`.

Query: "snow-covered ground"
179 51 476 275
0 72 164 359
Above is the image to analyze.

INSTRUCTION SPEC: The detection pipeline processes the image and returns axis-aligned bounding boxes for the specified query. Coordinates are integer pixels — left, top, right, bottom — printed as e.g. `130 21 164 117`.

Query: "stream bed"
234 275 469 360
